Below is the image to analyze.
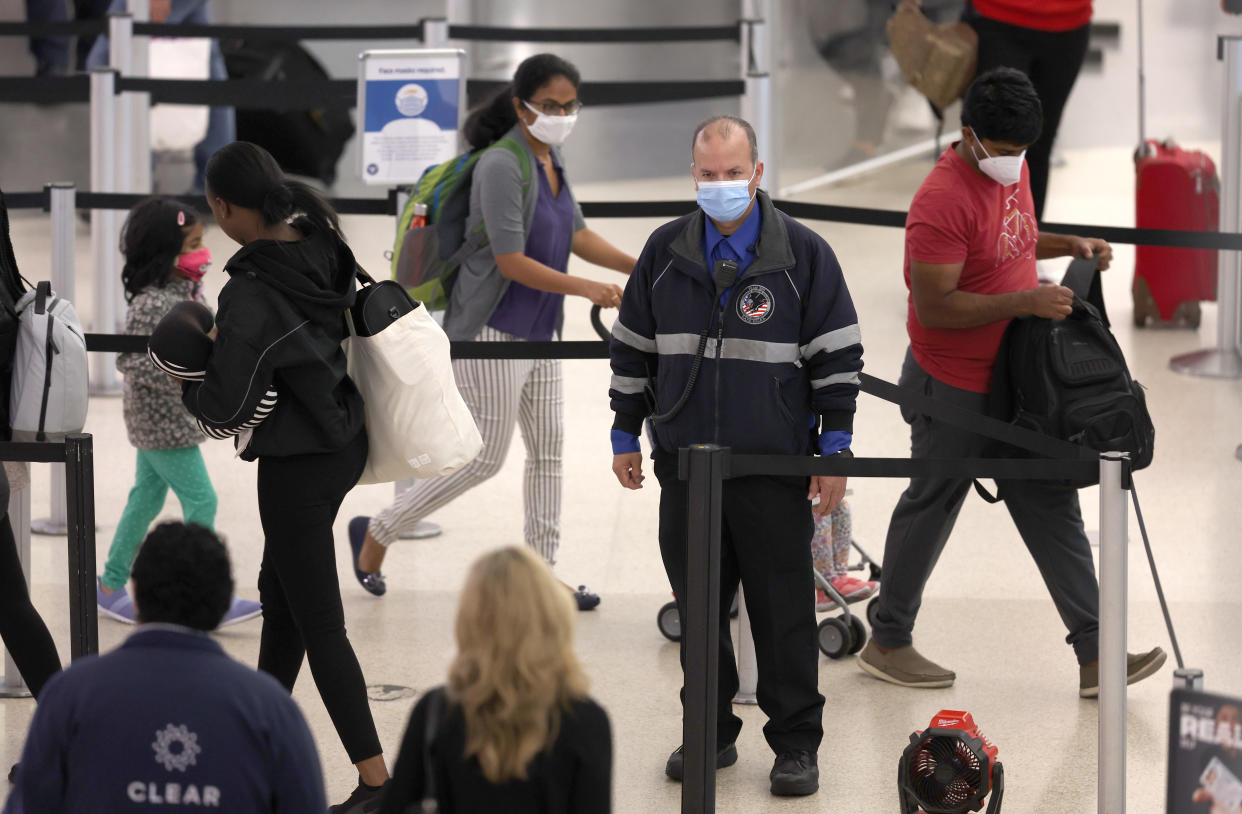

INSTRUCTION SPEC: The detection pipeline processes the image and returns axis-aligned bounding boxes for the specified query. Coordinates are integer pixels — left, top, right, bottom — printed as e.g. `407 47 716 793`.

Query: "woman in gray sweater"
349 54 637 609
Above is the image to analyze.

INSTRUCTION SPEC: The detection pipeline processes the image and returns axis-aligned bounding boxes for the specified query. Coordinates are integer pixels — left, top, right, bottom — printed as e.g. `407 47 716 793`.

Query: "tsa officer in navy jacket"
608 115 863 798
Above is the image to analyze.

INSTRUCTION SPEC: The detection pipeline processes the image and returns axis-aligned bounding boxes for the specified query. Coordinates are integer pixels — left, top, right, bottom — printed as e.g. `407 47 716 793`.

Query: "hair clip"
177 211 186 226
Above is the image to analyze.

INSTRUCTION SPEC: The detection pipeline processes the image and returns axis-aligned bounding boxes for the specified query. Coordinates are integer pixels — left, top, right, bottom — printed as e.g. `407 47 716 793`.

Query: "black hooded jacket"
181 220 364 461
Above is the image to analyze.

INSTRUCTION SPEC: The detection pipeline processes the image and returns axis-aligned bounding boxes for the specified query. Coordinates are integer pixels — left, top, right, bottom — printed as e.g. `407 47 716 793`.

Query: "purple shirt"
486 156 576 341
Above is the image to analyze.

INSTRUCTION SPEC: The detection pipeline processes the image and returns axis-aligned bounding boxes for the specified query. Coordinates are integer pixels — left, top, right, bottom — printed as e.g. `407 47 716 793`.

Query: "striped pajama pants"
366 325 564 564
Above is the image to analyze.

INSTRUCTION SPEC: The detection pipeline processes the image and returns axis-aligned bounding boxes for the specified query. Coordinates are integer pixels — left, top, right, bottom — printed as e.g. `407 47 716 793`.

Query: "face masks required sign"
357 49 466 186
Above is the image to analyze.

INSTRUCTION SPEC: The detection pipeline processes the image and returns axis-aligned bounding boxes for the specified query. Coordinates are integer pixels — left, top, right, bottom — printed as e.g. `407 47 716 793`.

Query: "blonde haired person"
378 547 612 813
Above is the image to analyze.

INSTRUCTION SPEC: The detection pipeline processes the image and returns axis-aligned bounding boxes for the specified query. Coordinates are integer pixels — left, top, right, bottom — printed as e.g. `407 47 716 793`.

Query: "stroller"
655 497 882 660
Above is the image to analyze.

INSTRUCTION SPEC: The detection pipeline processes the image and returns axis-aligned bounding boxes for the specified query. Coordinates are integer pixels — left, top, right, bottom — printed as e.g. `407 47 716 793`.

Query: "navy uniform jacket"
5 627 325 814
609 191 863 456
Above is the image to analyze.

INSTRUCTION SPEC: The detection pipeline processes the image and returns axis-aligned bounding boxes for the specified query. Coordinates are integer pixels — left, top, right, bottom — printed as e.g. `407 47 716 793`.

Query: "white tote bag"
345 275 482 484
148 37 211 152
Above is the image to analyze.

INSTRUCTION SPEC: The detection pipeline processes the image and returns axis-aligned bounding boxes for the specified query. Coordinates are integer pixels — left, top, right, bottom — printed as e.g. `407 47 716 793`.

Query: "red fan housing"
899 710 1004 814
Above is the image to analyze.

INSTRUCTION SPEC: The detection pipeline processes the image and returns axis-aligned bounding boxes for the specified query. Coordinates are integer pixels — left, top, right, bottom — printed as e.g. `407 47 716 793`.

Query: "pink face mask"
176 247 211 282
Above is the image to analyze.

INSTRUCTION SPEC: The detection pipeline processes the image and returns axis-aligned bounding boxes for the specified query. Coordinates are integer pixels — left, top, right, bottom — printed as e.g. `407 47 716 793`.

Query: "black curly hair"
961 67 1043 148
131 522 234 630
120 197 199 303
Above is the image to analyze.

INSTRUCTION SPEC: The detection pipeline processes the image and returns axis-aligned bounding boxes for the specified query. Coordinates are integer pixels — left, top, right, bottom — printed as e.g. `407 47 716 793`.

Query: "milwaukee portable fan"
898 710 1004 814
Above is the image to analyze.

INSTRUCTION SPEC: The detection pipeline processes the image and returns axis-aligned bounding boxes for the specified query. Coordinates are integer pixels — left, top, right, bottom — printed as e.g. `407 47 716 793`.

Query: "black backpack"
219 40 355 185
0 188 30 441
987 258 1155 490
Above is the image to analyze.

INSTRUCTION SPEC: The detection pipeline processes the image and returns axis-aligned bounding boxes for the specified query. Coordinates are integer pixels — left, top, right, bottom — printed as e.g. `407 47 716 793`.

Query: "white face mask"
969 128 1026 187
523 101 578 146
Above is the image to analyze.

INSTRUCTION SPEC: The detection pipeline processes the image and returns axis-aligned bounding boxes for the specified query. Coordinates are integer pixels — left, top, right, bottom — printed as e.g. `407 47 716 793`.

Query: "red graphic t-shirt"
903 145 1038 393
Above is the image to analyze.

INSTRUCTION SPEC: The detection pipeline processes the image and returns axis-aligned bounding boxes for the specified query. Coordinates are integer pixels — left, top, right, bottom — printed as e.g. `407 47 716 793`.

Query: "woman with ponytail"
350 54 638 611
180 141 388 812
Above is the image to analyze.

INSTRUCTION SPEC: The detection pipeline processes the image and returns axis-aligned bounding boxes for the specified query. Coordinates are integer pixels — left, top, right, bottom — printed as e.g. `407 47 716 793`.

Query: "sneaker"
572 585 601 612
814 588 839 613
1079 647 1167 698
216 596 262 629
857 639 955 688
814 576 878 612
831 575 877 602
664 742 738 781
770 750 819 796
329 777 389 813
97 579 138 624
348 517 386 597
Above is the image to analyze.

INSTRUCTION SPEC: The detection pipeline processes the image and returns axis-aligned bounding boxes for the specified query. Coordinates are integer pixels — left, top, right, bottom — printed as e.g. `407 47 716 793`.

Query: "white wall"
1059 0 1242 152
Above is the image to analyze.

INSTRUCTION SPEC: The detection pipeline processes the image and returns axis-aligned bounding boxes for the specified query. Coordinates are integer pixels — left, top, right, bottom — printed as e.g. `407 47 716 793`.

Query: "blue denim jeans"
88 0 235 189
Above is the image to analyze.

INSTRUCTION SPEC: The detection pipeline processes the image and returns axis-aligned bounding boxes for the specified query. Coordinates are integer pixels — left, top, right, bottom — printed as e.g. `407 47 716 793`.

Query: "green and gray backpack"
391 137 532 310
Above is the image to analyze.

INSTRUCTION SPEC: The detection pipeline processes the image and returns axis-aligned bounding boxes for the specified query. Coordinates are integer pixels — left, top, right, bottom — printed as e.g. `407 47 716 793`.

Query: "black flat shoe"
348 517 386 597
573 585 600 611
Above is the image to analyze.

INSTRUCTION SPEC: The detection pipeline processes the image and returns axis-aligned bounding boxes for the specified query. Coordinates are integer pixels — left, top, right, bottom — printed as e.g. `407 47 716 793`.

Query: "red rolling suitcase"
1133 140 1219 327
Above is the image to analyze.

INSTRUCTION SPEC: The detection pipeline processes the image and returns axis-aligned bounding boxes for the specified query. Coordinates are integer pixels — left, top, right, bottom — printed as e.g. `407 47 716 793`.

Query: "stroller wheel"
866 596 881 630
847 614 867 655
817 617 851 659
657 601 681 642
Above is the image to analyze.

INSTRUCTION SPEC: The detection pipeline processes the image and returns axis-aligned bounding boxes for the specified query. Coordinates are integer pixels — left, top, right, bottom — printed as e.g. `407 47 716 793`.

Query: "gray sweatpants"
871 348 1100 665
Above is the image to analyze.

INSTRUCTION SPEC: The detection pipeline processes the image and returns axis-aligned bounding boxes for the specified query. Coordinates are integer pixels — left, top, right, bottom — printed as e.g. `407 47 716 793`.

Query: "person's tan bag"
886 1 978 112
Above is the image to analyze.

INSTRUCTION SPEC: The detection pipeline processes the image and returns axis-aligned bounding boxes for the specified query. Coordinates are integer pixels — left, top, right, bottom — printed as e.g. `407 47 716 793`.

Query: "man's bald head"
691 116 759 167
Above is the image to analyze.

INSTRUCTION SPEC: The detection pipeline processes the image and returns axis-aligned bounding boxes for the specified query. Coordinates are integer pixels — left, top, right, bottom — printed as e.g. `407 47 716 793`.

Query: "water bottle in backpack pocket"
10 282 88 442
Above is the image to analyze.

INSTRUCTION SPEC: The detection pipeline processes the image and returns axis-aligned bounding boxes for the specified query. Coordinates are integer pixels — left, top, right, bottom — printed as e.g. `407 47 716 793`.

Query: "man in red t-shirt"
859 69 1167 697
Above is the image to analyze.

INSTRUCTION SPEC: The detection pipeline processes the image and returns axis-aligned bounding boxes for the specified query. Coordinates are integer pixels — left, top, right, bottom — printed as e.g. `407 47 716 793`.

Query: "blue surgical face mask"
696 166 757 222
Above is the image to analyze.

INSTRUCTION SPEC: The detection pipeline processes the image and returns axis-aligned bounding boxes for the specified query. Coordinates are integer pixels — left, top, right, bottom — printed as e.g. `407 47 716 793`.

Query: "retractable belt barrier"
0 435 97 662
0 19 740 43
4 188 1239 252
0 74 745 108
0 18 744 108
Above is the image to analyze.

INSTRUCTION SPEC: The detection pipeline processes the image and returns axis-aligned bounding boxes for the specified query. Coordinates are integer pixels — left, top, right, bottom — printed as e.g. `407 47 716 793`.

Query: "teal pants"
101 447 217 591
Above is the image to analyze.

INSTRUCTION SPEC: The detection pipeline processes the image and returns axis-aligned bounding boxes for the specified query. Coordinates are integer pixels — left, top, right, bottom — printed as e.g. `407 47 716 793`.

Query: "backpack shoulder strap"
1060 256 1110 327
492 136 534 195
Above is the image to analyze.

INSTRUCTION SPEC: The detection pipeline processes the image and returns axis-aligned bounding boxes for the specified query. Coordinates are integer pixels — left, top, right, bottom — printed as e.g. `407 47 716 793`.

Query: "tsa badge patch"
737 284 774 325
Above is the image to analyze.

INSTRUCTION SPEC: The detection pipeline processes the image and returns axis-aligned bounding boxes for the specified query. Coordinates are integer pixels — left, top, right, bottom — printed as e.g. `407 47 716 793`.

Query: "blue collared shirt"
703 202 761 303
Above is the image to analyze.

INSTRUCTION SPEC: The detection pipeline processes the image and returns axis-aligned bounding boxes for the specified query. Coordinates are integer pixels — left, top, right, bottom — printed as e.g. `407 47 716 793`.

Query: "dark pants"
654 449 824 756
968 12 1092 221
872 349 1100 665
24 0 71 74
0 470 60 697
256 430 381 764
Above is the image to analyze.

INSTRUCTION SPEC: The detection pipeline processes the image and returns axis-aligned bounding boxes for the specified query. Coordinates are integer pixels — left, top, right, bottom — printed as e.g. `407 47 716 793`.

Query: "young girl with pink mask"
96 197 260 627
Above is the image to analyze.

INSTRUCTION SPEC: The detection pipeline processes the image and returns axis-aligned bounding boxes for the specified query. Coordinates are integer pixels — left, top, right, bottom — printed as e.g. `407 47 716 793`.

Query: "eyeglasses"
527 98 582 116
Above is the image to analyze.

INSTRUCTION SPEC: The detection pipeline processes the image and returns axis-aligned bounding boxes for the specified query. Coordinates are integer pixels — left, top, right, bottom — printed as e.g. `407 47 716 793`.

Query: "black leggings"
968 12 1091 221
0 471 60 698
255 431 380 764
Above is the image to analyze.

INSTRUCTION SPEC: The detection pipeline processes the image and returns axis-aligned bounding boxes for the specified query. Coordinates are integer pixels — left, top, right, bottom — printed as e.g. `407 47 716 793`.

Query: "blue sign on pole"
357 49 466 186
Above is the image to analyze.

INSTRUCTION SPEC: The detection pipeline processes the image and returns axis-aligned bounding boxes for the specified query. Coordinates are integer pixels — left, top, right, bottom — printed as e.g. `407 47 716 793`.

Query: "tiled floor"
0 137 1237 813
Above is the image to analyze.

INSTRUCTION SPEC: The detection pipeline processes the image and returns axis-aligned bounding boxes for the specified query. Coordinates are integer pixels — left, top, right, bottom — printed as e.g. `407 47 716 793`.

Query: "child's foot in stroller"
815 575 877 612
832 575 877 602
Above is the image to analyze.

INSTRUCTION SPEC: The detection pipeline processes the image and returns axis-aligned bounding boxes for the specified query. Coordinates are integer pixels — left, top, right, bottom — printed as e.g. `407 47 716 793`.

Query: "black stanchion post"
680 444 728 814
63 434 97 660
